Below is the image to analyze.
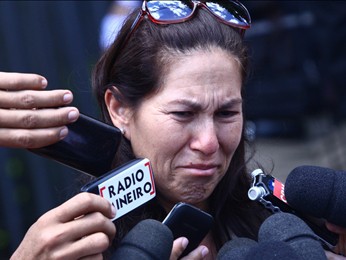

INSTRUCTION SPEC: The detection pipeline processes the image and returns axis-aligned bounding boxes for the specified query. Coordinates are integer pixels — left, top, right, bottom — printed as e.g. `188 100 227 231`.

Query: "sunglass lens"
205 1 251 28
147 1 193 21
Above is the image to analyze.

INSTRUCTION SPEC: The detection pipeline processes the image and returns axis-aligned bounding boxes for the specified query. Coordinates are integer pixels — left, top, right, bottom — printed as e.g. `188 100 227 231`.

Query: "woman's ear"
104 87 132 139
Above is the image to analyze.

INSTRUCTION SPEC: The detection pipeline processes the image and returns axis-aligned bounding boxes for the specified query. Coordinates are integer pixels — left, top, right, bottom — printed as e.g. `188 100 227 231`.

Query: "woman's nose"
189 121 219 155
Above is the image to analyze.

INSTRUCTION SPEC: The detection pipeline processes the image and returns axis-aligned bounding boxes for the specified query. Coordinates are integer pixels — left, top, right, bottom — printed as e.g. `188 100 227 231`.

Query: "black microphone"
217 237 302 260
248 167 339 249
285 165 346 227
217 237 257 259
111 219 173 260
245 240 302 260
258 212 327 260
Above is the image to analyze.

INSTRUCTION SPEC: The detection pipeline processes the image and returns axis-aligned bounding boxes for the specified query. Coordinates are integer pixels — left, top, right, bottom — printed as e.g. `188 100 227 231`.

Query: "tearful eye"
216 110 239 118
171 111 194 118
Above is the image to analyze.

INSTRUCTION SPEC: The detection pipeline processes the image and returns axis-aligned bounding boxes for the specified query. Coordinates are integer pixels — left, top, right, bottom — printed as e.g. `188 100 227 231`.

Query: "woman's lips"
180 164 219 176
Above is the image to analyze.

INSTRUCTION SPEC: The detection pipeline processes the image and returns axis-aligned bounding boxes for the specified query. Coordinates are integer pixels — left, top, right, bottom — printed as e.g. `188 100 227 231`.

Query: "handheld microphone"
217 237 257 259
258 212 327 260
81 158 156 221
111 219 173 260
217 237 302 260
248 168 339 249
285 165 346 227
244 240 302 260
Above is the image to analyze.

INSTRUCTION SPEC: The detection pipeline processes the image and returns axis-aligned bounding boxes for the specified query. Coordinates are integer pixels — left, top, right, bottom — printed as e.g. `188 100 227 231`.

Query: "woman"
94 0 269 257
2 1 346 259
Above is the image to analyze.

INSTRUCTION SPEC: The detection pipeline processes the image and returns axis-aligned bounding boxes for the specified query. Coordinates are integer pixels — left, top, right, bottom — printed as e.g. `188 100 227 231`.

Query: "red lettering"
99 186 106 197
145 161 156 195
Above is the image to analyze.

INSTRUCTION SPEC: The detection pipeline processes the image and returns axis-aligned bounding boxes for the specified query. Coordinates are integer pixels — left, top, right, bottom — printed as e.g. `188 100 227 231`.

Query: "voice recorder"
30 113 122 177
163 202 213 257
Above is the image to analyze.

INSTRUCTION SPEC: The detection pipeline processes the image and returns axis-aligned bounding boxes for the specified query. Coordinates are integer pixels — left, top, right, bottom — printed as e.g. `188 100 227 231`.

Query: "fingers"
51 193 116 223
0 72 80 148
23 193 117 259
0 72 47 90
170 237 189 260
170 237 209 260
0 89 74 109
0 107 79 129
79 253 103 260
64 211 116 242
326 223 346 257
326 222 346 234
51 232 113 260
68 232 113 259
334 234 346 258
0 105 79 149
0 127 69 148
79 255 103 260
325 250 346 260
0 107 79 128
180 246 209 260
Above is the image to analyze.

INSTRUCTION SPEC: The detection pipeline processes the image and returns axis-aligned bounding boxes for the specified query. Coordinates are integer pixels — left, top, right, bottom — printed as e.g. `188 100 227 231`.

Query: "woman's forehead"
162 47 241 83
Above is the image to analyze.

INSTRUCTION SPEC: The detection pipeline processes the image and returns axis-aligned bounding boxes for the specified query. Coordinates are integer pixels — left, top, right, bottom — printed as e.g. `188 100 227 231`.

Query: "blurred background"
0 1 345 258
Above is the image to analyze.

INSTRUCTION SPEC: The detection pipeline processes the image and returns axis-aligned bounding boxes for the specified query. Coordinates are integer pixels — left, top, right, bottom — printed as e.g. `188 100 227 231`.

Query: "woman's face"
123 47 243 211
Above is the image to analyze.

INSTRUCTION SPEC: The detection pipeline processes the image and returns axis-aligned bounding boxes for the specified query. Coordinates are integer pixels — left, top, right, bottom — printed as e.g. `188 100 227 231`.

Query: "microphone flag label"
273 178 287 203
98 158 156 220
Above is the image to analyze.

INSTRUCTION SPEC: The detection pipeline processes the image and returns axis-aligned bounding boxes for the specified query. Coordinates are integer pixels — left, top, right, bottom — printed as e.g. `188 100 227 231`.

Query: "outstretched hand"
10 193 116 260
0 72 79 148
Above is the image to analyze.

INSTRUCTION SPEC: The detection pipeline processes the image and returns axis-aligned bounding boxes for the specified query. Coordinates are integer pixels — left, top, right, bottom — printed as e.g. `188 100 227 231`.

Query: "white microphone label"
98 158 156 220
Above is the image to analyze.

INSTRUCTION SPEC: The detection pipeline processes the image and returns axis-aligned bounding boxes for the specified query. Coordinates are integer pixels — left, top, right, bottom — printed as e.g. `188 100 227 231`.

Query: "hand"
0 72 79 148
325 222 346 259
170 237 209 260
10 192 116 260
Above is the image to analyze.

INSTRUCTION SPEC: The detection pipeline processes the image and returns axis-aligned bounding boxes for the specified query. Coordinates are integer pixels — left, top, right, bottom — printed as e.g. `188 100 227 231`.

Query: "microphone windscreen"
285 165 346 227
258 213 327 260
245 240 302 260
217 237 257 260
111 219 173 260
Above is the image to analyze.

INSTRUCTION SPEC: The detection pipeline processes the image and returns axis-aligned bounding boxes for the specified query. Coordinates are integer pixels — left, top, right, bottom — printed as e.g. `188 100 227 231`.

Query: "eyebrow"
167 98 243 110
219 98 243 110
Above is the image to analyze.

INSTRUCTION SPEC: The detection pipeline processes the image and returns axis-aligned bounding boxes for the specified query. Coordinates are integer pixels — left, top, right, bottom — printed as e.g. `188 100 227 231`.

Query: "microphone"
258 212 327 260
285 165 346 227
247 168 339 249
81 158 156 221
245 240 302 260
111 219 173 260
217 237 302 260
217 237 257 259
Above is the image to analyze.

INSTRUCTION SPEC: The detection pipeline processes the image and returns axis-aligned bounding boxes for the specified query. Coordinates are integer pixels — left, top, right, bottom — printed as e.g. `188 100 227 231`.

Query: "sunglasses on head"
143 0 251 31
114 0 251 61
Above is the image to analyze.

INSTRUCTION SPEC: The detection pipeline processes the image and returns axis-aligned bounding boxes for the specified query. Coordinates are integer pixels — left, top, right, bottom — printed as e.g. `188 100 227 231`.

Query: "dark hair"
92 6 269 252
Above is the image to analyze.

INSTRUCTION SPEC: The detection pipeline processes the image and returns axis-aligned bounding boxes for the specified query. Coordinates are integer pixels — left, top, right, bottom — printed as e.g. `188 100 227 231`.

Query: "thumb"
170 237 189 260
